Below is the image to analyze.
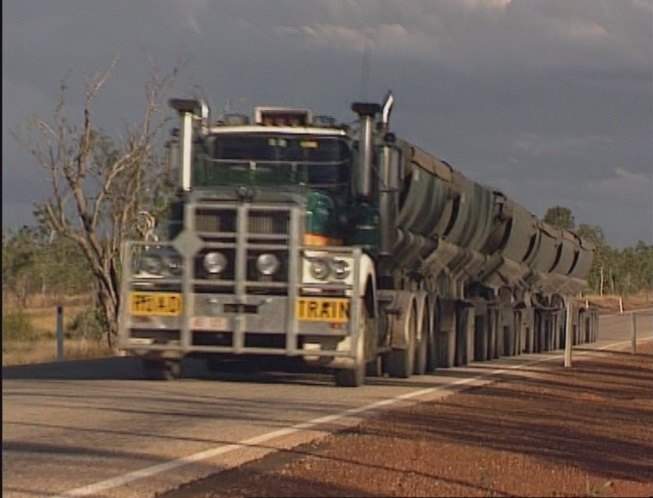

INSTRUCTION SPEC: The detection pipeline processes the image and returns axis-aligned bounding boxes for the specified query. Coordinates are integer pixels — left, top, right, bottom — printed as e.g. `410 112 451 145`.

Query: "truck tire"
454 307 467 366
142 358 180 380
335 361 365 387
503 326 515 356
437 328 456 368
335 300 368 387
475 315 488 362
386 304 416 378
487 311 497 359
426 328 437 373
365 355 383 377
413 308 429 375
414 332 427 375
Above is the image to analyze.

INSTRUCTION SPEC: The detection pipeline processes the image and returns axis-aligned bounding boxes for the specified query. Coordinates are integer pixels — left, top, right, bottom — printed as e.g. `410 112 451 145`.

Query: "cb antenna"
359 41 371 100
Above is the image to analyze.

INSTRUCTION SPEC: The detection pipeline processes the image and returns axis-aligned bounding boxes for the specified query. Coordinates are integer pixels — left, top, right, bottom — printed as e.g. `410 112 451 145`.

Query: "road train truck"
118 93 597 386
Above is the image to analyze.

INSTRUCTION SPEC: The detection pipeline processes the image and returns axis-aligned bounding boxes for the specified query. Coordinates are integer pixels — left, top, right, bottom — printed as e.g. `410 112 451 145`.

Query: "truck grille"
248 210 290 235
195 207 290 237
192 204 295 295
196 208 236 233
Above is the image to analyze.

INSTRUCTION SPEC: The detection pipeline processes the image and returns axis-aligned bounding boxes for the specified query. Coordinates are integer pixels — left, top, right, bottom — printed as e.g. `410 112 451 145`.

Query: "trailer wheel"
142 358 180 380
426 330 437 372
365 355 383 377
454 310 466 366
414 332 427 375
503 326 515 356
413 306 429 375
386 303 416 378
437 327 456 368
335 300 368 387
487 310 498 359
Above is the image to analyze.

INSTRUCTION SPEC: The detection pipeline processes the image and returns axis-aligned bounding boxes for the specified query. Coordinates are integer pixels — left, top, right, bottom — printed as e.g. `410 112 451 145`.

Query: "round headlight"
140 254 163 275
331 259 350 279
203 252 227 274
165 256 182 276
256 253 280 276
309 259 330 280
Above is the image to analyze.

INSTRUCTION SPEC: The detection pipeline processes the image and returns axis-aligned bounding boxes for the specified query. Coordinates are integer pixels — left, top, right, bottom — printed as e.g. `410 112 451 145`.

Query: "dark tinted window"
195 134 351 187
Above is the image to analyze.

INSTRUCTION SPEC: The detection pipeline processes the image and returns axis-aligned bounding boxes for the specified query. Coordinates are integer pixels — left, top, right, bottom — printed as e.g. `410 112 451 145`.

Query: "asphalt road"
3 309 651 498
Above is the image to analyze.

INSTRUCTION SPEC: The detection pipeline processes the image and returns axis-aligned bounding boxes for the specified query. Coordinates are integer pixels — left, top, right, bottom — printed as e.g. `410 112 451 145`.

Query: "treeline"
2 226 94 309
584 238 652 296
4 208 652 310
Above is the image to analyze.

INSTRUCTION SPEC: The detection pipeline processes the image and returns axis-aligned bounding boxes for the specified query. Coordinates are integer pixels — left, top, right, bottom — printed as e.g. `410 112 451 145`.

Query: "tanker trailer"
118 93 597 386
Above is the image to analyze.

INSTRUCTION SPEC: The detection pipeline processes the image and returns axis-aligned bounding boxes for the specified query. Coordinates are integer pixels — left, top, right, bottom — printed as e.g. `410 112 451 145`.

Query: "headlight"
309 259 330 280
331 259 350 279
256 253 280 276
203 252 227 274
135 248 182 277
140 254 163 275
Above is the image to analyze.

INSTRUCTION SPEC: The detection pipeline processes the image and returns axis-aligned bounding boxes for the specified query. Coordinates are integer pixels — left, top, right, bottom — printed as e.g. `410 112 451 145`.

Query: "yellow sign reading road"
129 292 182 316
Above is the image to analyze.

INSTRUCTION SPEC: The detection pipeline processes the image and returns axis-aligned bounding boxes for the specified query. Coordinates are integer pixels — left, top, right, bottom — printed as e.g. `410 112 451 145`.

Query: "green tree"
614 241 653 295
2 227 39 308
543 205 575 231
576 223 610 295
632 241 653 291
2 226 95 307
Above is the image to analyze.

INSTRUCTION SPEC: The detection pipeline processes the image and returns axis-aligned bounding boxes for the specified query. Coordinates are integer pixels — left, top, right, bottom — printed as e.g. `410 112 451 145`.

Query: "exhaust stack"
351 102 381 200
381 91 394 132
169 98 207 192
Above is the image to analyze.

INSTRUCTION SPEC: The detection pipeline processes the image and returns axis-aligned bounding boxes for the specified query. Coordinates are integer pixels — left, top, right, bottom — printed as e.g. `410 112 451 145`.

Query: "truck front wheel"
334 301 369 387
142 357 181 380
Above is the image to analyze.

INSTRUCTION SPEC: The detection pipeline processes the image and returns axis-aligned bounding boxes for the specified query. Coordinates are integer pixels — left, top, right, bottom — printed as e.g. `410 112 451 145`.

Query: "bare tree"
12 56 180 349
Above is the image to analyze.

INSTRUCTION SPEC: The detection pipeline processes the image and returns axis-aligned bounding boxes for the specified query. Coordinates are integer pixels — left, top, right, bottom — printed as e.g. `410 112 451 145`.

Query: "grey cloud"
2 0 651 247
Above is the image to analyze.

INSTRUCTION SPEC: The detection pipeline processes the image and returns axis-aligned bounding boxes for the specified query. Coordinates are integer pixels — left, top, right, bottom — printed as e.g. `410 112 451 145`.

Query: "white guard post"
564 298 573 368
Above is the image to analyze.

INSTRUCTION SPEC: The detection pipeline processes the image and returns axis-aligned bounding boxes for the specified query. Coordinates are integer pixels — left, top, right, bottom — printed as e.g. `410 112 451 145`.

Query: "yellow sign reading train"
296 297 350 323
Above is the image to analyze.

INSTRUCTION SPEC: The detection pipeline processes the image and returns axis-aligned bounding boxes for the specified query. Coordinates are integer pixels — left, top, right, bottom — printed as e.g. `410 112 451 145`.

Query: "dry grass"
584 292 653 314
22 304 92 336
2 338 113 367
2 293 92 310
2 297 111 367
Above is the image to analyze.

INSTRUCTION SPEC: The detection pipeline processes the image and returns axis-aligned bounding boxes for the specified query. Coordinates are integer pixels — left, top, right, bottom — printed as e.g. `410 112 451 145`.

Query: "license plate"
190 316 229 331
129 292 182 316
296 298 350 323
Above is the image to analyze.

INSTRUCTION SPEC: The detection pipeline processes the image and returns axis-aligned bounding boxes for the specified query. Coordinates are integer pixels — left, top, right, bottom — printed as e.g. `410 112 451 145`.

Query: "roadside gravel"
161 341 653 497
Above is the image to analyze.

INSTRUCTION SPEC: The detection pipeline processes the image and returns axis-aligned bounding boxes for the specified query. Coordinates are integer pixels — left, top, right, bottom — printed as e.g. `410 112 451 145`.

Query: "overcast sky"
3 0 652 248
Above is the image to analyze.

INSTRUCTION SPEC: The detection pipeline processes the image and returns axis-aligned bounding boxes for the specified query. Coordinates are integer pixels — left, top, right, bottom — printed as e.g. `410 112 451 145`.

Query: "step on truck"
118 93 598 386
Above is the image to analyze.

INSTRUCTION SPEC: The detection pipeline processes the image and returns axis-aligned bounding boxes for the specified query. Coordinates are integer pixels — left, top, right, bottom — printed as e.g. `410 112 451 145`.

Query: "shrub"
2 310 36 341
67 307 105 341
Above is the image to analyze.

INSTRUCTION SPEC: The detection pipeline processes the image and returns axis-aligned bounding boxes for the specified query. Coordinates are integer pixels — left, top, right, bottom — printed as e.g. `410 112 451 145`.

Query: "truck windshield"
194 134 351 189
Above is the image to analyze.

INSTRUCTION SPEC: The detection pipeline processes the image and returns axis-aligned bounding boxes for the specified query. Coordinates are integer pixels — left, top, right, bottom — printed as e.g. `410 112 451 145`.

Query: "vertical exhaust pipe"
351 102 380 200
169 98 205 192
379 138 399 257
381 91 394 133
378 91 399 275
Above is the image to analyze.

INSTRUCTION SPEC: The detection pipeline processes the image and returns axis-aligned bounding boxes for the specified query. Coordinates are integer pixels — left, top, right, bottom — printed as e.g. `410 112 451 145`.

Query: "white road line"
53 335 652 498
